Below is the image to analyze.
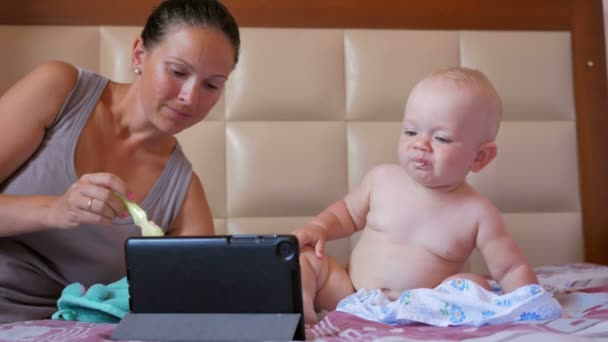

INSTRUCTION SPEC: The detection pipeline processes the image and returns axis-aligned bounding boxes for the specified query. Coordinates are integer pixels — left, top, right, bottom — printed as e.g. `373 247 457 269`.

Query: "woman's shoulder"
12 61 80 127
28 60 79 90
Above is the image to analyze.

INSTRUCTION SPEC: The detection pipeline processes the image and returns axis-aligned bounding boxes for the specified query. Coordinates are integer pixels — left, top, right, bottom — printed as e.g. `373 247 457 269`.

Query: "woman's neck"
106 81 175 155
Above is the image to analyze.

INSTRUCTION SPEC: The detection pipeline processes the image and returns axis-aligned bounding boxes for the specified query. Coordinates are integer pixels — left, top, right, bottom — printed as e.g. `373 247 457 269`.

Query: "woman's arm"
0 61 131 236
0 61 78 236
0 61 78 182
168 172 215 236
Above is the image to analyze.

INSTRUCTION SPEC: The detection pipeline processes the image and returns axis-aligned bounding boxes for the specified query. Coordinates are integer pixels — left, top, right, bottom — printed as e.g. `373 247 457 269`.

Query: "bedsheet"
1 288 607 342
2 264 608 341
308 294 608 341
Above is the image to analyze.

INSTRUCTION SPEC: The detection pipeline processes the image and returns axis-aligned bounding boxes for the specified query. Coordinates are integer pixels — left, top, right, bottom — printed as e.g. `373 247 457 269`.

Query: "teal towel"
52 277 129 323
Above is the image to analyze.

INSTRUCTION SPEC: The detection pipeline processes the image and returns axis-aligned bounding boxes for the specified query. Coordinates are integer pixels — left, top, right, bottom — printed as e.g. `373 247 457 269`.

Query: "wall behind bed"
1 0 607 271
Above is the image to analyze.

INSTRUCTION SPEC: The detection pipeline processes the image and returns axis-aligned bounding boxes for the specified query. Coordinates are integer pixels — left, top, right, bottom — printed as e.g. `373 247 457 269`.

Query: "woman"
0 0 239 323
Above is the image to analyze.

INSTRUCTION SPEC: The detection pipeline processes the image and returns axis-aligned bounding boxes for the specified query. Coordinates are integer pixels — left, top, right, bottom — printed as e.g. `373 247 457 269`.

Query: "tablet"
124 235 304 339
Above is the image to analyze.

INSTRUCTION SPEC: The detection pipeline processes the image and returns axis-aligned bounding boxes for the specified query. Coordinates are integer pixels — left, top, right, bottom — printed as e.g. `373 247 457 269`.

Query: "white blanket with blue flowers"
336 279 562 327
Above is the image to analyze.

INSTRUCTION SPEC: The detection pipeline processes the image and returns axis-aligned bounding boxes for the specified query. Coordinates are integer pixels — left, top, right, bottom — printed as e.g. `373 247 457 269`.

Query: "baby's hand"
292 223 327 258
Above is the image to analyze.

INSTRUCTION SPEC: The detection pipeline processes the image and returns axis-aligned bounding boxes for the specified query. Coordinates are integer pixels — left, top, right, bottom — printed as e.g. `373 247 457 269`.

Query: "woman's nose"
178 82 198 105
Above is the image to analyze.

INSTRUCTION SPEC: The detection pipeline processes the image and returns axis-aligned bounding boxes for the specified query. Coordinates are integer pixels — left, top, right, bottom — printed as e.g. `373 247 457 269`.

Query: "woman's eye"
205 83 219 90
435 136 452 143
403 130 416 136
169 68 186 77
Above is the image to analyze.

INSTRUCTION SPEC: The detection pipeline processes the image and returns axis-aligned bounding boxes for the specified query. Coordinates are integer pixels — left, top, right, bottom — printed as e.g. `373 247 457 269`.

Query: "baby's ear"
470 142 497 172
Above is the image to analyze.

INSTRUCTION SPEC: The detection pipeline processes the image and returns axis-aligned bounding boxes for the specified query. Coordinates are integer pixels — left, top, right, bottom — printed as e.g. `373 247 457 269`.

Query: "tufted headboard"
1 0 607 272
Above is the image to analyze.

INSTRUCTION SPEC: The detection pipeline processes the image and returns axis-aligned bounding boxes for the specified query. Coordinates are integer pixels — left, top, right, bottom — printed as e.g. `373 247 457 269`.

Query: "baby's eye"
434 136 452 143
403 130 416 136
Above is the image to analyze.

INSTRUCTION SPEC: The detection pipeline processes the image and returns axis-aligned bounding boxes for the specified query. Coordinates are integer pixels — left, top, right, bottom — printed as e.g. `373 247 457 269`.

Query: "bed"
2 263 608 341
1 0 608 341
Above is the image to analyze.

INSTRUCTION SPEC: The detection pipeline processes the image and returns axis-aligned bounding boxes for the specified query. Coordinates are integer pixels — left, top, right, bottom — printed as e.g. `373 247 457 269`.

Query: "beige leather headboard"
2 0 607 271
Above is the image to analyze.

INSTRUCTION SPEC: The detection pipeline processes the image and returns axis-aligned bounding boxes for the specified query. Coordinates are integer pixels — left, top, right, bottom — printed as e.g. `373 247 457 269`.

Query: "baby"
293 67 539 324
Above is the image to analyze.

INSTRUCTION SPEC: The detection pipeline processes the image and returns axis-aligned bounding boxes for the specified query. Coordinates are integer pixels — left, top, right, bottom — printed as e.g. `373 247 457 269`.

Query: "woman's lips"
165 104 192 119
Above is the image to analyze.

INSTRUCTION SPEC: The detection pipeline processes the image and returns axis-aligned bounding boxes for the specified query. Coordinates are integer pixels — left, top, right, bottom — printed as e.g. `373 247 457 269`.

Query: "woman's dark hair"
141 0 240 65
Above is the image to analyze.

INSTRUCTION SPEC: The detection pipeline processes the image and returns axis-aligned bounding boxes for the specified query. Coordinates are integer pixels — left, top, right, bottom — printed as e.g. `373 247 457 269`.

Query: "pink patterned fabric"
0 320 119 342
2 289 608 342
2 273 608 341
535 263 608 294
308 308 608 341
3 306 608 342
307 285 608 341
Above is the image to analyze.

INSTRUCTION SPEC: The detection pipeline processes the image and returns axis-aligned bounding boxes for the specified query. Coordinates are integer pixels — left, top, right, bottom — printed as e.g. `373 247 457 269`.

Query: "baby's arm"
476 204 538 293
292 200 357 257
292 166 375 256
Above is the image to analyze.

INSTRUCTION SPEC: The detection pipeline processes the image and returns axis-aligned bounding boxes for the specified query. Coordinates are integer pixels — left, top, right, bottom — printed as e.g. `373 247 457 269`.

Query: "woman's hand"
292 223 328 258
46 173 131 229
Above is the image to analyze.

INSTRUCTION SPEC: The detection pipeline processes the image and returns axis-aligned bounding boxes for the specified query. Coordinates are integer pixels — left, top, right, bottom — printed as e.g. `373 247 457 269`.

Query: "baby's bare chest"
365 190 478 254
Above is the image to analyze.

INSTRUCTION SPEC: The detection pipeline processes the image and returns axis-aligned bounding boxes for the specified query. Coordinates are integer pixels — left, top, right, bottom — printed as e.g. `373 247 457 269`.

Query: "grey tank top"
0 68 193 323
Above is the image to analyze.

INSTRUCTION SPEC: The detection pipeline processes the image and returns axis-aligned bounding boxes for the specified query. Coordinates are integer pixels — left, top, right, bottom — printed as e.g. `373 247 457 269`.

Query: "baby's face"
398 80 490 189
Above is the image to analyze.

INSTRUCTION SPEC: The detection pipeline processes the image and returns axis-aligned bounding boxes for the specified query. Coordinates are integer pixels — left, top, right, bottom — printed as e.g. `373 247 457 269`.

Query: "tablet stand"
111 313 304 341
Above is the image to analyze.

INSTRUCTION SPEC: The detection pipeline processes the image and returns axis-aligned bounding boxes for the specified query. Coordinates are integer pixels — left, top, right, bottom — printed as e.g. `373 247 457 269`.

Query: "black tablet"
124 235 304 340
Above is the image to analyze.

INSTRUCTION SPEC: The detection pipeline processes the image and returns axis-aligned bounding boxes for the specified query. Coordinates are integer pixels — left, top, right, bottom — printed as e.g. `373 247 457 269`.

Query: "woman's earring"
133 67 142 75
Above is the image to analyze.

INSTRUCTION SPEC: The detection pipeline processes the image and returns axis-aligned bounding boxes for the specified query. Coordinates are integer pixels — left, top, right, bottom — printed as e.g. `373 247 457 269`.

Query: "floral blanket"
336 281 561 326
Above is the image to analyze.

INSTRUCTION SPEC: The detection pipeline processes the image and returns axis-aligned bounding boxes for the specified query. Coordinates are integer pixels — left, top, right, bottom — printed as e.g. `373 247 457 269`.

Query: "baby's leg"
299 246 354 324
443 272 492 291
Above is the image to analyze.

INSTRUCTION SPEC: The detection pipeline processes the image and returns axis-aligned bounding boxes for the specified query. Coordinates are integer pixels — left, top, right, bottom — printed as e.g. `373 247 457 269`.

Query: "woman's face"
136 26 235 134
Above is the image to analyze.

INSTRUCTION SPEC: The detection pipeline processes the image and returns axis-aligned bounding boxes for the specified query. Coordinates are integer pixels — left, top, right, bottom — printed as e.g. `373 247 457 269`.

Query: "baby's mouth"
411 157 429 168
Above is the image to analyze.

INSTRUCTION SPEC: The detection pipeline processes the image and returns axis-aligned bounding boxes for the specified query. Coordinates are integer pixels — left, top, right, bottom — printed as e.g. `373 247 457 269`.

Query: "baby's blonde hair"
426 67 503 141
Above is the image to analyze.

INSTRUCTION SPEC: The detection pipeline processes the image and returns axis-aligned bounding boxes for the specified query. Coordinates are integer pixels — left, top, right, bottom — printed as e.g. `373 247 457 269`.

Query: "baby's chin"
405 169 462 190
405 168 437 186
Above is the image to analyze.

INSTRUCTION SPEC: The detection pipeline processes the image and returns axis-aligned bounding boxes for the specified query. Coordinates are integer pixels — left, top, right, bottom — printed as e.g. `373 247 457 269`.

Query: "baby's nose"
412 138 430 151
